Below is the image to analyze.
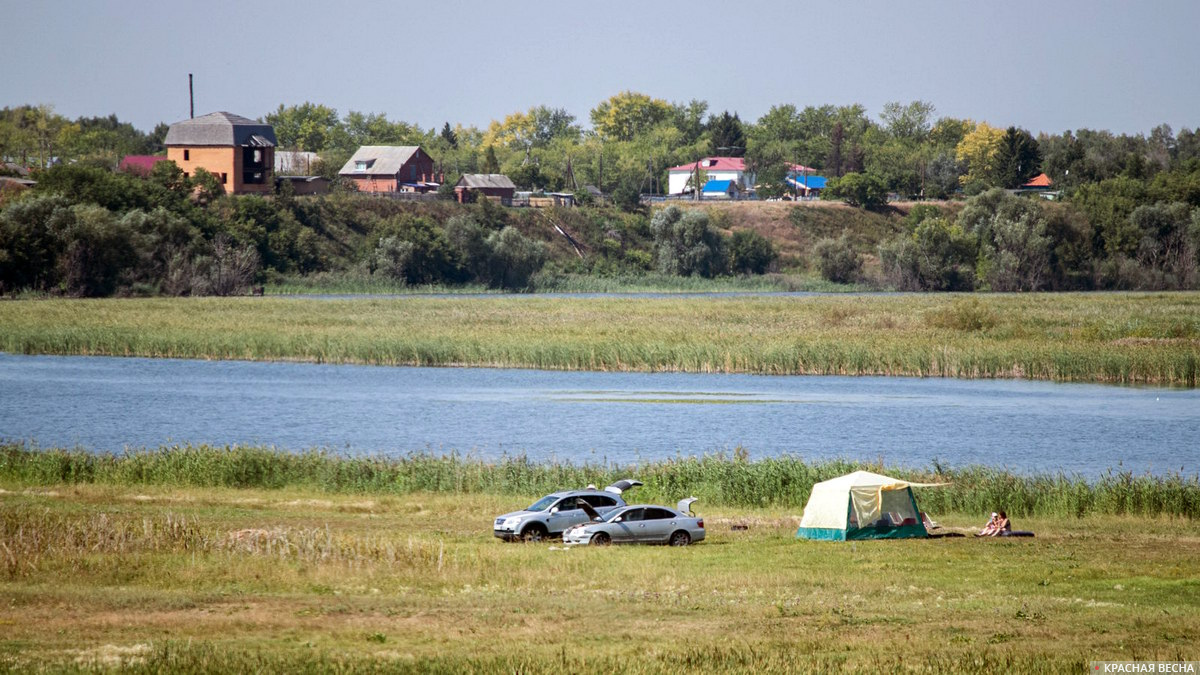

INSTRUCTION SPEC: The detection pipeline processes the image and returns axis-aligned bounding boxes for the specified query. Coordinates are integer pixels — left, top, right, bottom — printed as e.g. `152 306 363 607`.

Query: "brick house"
163 112 276 195
338 146 441 193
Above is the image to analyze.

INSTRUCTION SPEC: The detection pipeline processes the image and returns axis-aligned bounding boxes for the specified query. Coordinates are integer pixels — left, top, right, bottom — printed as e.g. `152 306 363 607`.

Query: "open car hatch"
604 479 643 495
677 497 698 516
579 501 603 522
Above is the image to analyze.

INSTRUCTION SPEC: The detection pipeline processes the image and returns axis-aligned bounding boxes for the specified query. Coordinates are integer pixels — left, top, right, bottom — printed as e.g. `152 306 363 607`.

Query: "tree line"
6 95 1200 200
1 95 1199 295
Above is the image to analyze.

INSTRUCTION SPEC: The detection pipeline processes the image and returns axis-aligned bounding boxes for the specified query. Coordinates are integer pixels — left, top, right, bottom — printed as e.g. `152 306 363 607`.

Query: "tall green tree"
440 122 458 148
879 100 935 143
708 111 745 156
265 103 340 151
996 127 1042 189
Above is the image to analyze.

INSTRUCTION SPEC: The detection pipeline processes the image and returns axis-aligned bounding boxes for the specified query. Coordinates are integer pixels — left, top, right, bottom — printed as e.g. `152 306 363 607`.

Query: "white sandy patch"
73 643 152 667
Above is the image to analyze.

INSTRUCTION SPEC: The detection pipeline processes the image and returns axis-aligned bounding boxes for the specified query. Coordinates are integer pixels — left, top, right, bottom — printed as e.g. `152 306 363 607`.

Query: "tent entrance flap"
848 485 919 528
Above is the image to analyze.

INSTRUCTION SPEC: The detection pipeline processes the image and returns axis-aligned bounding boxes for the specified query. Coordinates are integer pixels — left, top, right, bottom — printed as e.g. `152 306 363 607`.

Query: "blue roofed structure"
786 174 827 190
701 179 740 198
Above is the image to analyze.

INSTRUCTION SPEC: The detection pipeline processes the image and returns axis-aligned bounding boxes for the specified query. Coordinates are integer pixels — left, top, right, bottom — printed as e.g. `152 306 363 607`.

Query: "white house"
667 157 750 195
666 157 817 196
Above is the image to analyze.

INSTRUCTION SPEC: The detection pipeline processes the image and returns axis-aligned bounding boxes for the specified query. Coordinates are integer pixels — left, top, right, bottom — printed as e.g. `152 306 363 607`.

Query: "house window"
183 149 189 161
220 173 227 184
355 161 369 171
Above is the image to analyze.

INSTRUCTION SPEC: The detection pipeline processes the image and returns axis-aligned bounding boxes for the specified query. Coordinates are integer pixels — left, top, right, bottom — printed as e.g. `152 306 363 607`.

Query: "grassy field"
2 475 1197 672
1 293 1198 385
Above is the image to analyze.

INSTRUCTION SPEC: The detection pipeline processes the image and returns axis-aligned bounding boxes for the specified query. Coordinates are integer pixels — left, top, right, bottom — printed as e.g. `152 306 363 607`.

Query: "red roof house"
1021 173 1053 189
666 157 817 195
119 155 169 176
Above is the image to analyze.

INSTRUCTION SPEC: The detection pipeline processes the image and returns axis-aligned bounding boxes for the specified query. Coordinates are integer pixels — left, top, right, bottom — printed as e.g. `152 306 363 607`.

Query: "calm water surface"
1 353 1196 477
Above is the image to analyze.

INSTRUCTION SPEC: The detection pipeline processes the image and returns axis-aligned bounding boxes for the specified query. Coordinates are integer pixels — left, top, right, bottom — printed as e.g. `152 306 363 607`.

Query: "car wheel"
669 530 691 546
520 524 548 543
590 532 611 546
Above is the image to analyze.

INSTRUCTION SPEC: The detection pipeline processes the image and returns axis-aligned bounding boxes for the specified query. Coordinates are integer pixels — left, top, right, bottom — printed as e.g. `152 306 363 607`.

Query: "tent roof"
812 470 945 491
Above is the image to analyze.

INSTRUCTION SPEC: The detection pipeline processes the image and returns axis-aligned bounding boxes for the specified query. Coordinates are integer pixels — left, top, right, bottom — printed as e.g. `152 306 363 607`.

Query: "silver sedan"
563 498 705 546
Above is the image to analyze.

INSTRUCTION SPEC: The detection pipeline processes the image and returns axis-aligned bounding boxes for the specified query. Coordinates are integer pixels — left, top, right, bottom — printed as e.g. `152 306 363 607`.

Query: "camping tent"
796 471 944 541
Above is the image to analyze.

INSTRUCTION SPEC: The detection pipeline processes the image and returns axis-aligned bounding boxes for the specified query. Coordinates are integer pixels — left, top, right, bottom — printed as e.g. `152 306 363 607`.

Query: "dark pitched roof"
164 111 277 147
456 173 516 190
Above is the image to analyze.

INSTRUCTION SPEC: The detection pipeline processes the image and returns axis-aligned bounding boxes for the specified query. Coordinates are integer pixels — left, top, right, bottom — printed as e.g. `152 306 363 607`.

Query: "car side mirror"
549 507 559 514
613 517 622 522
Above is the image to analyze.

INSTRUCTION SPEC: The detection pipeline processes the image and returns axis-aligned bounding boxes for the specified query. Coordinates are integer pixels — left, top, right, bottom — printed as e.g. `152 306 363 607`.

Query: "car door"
638 508 678 543
546 497 584 534
609 508 643 543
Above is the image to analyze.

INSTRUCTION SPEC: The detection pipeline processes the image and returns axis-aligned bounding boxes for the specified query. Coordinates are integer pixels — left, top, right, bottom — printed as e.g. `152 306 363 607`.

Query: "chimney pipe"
189 74 194 119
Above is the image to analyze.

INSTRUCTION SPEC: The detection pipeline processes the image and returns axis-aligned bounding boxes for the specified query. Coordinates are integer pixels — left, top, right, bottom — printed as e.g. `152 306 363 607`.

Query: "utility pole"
188 74 194 119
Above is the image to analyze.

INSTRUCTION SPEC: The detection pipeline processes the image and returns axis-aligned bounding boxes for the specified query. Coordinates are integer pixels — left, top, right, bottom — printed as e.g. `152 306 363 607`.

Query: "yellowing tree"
589 91 673 142
483 110 538 151
955 121 1004 187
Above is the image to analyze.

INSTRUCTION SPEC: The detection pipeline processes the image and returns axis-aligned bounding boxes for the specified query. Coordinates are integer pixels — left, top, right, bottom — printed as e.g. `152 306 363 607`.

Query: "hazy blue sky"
4 1 1199 136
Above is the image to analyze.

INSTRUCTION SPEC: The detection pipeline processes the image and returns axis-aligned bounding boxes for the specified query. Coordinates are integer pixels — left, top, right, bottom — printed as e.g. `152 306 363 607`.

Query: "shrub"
650 206 726 278
812 234 862 284
824 172 888 209
879 217 976 291
485 226 546 289
444 215 490 280
983 212 1052 291
728 229 777 275
61 204 137 297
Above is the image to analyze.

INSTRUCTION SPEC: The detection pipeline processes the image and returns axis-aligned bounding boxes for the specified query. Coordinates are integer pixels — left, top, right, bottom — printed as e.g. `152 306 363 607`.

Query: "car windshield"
525 495 558 512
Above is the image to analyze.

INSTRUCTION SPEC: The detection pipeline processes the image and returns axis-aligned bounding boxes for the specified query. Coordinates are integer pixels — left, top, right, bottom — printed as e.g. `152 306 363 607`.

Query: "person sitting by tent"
987 511 1011 537
977 510 1034 537
975 512 1000 537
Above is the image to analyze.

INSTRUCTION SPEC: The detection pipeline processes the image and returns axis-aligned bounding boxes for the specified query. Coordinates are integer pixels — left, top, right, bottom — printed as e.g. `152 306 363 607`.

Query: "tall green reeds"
1 293 1197 384
4 443 1197 519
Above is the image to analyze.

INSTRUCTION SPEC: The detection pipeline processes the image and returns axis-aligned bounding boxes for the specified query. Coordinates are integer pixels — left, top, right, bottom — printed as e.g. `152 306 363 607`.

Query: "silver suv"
493 479 642 542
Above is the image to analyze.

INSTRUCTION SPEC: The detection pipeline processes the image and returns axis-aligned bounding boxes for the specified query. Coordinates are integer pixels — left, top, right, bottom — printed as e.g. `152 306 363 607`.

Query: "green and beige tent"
796 470 944 541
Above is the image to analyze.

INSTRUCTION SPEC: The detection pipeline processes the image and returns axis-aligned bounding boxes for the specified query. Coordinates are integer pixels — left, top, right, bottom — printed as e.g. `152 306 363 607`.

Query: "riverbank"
1 463 1197 671
4 444 1198 518
1 293 1198 385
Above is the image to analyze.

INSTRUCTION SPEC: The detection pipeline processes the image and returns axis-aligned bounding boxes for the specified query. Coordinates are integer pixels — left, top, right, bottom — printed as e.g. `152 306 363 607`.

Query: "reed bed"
4 443 1197 519
1 293 1198 385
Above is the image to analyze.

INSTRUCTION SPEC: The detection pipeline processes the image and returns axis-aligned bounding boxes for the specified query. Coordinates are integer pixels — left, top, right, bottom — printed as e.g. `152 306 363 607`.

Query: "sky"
4 1 1200 137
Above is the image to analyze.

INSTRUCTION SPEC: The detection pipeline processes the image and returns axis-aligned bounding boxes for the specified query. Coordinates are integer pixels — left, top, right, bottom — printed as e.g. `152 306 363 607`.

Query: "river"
1 353 1196 477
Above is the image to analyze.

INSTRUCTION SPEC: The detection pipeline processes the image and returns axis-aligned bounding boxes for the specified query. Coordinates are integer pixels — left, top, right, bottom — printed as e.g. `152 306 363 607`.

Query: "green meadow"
1 292 1198 385
1 446 1198 673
